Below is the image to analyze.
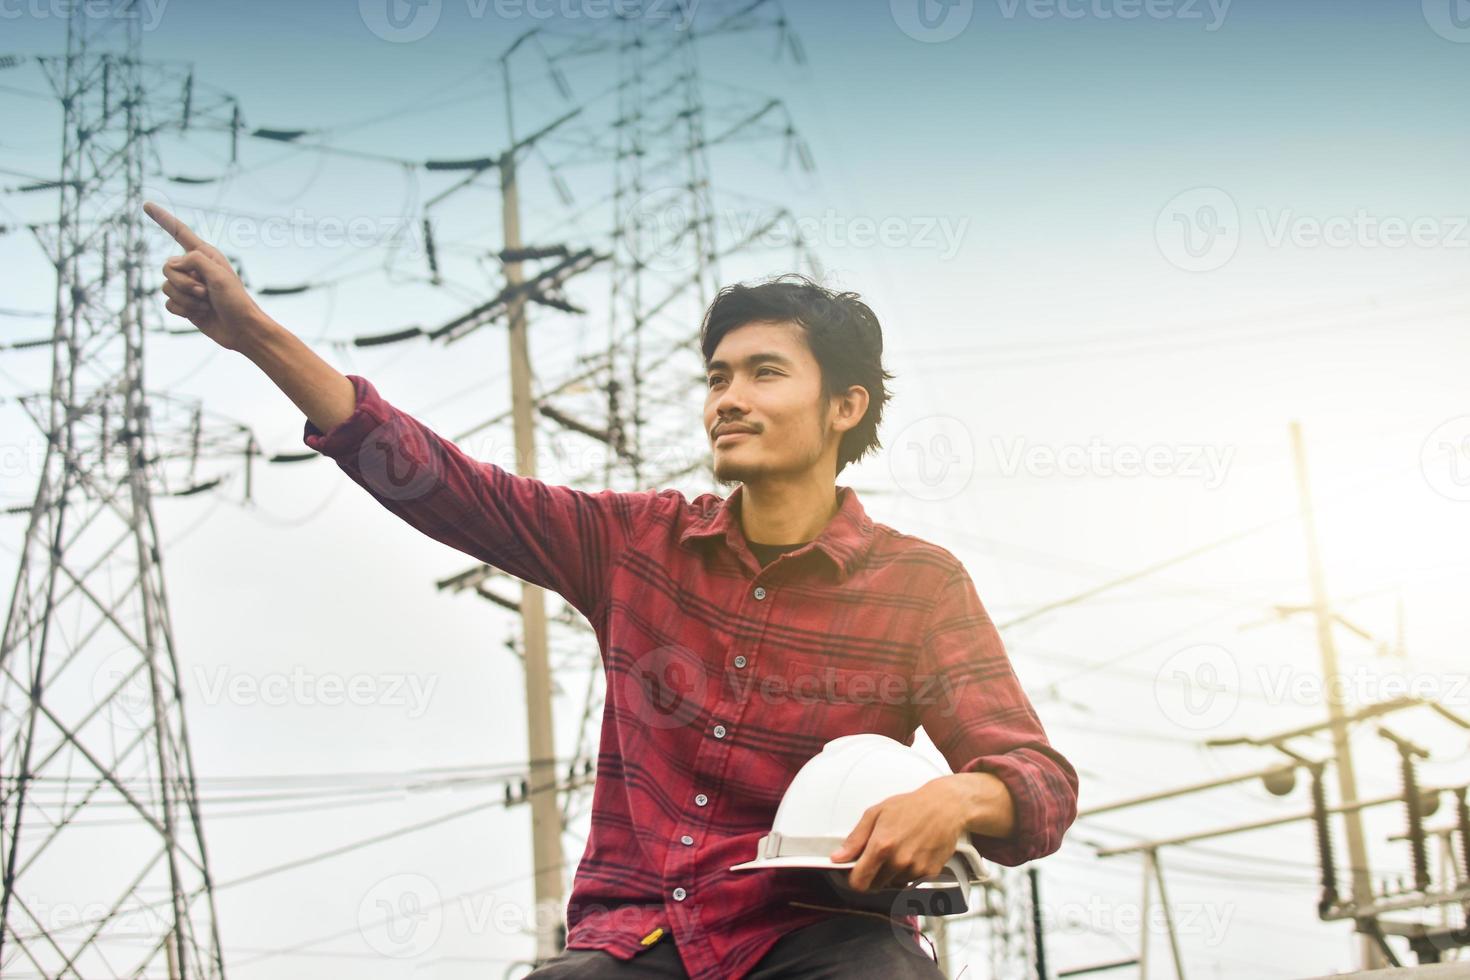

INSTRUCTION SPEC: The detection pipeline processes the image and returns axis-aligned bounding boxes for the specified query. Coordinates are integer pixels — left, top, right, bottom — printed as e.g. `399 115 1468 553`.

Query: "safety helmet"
729 733 988 916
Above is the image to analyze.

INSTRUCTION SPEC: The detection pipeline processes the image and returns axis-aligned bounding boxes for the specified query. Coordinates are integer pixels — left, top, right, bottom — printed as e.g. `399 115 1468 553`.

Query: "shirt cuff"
302 374 384 458
958 753 1051 867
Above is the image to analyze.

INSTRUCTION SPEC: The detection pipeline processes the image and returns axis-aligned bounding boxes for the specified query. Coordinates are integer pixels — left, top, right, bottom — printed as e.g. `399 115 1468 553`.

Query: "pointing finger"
144 201 206 252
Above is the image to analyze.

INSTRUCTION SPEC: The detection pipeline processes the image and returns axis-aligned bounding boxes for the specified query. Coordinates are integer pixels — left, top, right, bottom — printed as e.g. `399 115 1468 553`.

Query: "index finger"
143 201 206 251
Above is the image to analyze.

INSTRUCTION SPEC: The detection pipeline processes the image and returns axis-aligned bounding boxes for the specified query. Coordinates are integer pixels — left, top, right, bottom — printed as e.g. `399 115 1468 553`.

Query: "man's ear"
832 385 870 434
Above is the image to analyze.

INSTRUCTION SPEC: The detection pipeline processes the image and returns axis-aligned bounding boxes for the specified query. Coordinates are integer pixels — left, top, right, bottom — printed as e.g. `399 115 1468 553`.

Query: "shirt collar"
678 483 875 583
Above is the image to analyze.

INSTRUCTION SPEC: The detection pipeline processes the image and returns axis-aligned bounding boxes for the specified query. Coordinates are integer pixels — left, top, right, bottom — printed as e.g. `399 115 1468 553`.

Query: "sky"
2 0 1470 977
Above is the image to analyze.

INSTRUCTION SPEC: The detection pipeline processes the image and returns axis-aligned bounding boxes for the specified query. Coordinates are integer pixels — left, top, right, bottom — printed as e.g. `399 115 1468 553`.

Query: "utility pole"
1029 867 1048 980
501 48 564 964
1289 421 1384 970
430 12 816 965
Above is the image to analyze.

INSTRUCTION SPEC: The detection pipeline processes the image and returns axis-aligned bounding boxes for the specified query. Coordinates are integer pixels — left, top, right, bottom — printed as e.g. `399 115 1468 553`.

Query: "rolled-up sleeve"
303 374 666 620
913 566 1079 866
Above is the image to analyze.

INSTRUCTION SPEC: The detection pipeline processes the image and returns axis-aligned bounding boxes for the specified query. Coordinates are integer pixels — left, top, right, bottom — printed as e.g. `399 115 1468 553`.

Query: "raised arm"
143 201 356 434
145 201 669 619
299 375 669 618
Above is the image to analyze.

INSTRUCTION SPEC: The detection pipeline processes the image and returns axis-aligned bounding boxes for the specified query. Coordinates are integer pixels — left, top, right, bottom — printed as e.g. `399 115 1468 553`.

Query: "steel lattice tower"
0 8 238 978
552 0 820 830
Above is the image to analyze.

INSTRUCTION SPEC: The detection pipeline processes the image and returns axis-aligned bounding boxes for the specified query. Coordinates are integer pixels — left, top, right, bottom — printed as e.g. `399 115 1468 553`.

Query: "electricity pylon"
0 9 245 977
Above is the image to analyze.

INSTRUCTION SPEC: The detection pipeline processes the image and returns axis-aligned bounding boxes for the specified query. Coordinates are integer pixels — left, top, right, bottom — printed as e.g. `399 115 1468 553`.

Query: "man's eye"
758 368 779 377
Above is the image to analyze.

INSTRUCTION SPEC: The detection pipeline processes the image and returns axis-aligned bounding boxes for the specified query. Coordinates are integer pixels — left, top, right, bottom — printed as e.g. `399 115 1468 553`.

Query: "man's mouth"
715 430 755 444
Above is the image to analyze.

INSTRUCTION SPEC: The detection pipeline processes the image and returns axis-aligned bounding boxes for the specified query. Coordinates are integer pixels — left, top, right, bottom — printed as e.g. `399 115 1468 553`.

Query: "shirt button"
712 724 727 739
695 793 709 806
733 655 748 669
673 887 687 901
681 835 694 846
753 586 767 600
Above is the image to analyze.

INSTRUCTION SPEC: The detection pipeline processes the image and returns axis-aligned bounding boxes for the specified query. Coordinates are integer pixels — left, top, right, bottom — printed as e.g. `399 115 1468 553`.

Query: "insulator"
425 156 495 172
354 326 424 348
1386 729 1431 893
1457 788 1470 891
1310 764 1339 917
422 218 440 283
244 435 255 503
788 31 808 66
552 173 574 207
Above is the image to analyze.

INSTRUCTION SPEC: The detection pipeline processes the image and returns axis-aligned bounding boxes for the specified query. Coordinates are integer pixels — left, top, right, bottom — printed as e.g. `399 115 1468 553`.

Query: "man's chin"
712 455 761 486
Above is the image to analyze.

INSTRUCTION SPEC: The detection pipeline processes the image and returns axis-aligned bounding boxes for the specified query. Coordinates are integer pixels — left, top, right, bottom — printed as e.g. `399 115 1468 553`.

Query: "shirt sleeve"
302 373 666 620
913 566 1079 867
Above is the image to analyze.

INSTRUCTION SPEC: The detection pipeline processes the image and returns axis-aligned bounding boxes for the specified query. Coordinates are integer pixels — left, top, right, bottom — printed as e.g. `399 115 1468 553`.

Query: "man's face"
703 320 833 486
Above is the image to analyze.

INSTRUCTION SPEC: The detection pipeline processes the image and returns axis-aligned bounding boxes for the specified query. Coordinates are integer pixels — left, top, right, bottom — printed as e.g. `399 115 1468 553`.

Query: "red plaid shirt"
304 374 1078 979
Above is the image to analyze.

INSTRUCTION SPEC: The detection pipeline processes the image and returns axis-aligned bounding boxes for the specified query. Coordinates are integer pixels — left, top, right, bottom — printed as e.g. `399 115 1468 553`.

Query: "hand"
829 777 973 893
144 201 270 352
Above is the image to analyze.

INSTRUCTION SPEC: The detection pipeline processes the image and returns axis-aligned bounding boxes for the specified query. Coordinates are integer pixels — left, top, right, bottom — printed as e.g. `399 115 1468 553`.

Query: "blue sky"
3 1 1469 977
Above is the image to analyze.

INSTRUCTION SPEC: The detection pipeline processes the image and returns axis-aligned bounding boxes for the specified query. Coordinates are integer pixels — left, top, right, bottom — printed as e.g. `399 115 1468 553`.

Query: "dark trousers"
524 912 946 979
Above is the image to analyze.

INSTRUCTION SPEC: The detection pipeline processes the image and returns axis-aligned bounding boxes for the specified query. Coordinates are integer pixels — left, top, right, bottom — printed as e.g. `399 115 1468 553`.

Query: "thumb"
830 807 878 862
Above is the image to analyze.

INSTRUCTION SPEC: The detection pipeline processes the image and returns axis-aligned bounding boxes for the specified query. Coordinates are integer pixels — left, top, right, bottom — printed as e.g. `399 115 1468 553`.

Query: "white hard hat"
729 733 987 916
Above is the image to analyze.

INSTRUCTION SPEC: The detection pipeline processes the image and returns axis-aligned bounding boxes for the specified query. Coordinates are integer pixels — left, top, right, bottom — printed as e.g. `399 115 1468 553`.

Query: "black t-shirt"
748 540 808 567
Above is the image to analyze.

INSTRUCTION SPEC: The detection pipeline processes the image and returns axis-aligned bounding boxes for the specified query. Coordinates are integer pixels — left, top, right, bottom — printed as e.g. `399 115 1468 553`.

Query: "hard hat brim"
728 856 857 872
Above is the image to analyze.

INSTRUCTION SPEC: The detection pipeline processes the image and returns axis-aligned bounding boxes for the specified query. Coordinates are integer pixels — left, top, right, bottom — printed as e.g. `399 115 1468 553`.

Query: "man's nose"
713 376 752 413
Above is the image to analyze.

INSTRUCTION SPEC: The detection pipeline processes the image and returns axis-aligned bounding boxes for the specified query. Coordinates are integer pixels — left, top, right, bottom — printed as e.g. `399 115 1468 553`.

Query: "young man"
146 202 1078 979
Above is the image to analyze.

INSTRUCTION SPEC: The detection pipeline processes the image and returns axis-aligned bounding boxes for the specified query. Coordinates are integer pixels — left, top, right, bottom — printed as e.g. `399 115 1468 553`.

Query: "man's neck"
738 475 840 546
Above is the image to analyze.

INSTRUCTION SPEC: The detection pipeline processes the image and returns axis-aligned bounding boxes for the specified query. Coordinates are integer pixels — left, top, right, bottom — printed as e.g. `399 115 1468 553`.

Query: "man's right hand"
144 201 271 352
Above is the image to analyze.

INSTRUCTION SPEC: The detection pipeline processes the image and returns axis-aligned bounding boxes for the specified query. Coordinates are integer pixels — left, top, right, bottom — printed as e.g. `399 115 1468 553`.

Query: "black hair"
698 273 895 476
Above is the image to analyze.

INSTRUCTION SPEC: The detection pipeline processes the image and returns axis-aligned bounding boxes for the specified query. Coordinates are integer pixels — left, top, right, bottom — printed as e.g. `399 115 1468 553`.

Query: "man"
145 202 1078 979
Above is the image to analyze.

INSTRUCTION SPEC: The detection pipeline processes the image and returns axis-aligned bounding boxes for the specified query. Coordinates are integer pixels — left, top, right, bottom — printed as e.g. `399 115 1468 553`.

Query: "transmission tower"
0 8 247 978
